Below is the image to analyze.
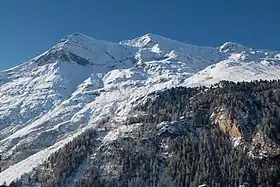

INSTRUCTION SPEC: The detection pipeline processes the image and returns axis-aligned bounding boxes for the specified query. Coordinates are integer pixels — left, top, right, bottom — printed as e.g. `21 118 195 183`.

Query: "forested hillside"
6 80 280 187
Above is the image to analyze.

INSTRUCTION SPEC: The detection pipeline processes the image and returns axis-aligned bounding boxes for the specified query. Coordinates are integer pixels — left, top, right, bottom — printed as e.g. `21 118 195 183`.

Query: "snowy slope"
1 33 280 185
184 42 280 86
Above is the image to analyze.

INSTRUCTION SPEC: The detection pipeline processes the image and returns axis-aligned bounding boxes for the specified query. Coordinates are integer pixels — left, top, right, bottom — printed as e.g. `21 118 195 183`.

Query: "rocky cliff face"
250 130 280 159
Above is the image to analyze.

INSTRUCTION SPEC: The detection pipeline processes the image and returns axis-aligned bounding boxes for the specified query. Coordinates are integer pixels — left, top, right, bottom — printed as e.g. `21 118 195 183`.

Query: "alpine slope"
0 32 280 185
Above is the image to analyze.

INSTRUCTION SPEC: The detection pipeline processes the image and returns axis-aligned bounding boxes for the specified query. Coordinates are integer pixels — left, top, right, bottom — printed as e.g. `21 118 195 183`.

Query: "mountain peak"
119 33 156 47
219 42 248 53
32 32 137 68
120 33 190 49
55 32 95 47
142 32 169 40
65 32 93 41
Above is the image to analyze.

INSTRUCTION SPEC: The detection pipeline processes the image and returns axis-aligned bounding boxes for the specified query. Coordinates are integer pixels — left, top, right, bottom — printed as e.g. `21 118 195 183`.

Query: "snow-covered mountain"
0 32 280 185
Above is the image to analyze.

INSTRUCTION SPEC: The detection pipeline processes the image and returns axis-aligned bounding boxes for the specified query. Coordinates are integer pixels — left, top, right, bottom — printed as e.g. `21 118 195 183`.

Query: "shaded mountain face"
0 33 280 186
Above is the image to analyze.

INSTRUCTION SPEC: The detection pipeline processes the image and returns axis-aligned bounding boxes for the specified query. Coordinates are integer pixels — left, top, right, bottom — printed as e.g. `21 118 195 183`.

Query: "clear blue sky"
0 0 279 69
